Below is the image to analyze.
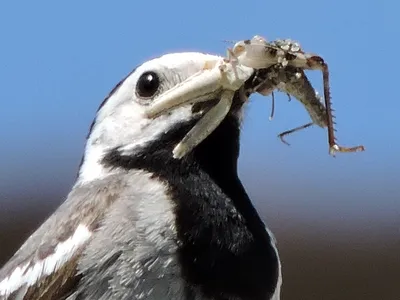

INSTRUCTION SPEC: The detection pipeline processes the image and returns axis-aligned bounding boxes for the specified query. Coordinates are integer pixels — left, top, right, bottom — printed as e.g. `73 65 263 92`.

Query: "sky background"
0 1 397 299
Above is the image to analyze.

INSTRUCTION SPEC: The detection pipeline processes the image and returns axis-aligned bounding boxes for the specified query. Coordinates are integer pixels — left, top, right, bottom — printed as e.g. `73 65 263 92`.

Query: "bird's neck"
192 114 269 236
100 114 280 299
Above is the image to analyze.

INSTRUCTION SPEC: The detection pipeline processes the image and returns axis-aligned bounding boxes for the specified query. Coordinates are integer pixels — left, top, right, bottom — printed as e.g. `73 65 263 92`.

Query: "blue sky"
0 1 396 238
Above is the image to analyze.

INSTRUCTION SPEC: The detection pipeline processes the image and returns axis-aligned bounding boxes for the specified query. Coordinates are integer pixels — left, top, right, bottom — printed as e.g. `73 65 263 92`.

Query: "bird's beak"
145 61 224 119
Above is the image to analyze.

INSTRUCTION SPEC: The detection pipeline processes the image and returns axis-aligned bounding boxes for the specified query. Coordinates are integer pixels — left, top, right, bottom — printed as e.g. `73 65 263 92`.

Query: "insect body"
235 35 365 155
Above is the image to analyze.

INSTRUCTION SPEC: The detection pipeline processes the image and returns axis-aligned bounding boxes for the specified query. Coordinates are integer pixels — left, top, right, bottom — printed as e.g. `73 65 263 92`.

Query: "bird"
0 52 282 300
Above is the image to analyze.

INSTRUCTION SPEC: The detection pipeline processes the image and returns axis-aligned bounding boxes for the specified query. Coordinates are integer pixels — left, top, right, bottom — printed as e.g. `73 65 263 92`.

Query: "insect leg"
320 63 365 155
277 122 314 146
173 90 234 159
269 91 275 120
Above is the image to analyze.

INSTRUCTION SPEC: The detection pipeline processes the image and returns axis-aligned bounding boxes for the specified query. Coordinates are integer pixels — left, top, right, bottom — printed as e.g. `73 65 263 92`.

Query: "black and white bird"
0 52 282 300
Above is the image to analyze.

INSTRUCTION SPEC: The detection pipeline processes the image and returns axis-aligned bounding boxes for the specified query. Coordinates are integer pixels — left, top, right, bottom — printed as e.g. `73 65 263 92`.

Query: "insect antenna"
222 39 236 45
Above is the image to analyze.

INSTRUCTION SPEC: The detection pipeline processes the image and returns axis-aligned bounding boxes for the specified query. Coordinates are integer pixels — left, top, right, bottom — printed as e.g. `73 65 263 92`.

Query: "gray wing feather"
0 175 126 299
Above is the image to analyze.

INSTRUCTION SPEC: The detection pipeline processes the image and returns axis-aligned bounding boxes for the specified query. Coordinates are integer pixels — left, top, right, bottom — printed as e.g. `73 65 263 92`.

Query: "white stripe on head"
78 52 223 184
0 224 92 298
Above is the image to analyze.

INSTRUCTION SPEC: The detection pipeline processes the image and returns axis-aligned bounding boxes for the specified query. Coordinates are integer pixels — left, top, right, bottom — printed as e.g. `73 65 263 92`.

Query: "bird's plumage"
0 52 281 300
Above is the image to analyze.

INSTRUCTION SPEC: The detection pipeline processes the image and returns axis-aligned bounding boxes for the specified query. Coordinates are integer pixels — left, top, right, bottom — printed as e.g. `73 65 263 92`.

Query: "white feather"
0 224 92 297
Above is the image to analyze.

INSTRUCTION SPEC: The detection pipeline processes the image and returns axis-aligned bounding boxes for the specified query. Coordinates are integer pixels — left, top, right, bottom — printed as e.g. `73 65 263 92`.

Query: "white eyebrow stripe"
0 224 92 298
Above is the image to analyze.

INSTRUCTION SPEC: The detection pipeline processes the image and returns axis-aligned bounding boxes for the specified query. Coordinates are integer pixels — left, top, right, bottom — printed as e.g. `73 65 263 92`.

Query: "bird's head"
77 52 257 184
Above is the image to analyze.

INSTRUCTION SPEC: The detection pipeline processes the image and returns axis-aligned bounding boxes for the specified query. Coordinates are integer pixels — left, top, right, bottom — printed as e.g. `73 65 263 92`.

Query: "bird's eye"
136 71 160 99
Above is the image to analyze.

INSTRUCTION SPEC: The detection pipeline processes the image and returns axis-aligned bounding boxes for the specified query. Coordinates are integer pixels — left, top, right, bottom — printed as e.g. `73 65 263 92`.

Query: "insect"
145 35 365 158
233 35 365 155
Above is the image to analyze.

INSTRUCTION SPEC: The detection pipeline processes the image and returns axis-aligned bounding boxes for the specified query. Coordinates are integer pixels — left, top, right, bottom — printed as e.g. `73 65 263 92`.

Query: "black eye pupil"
136 71 160 98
